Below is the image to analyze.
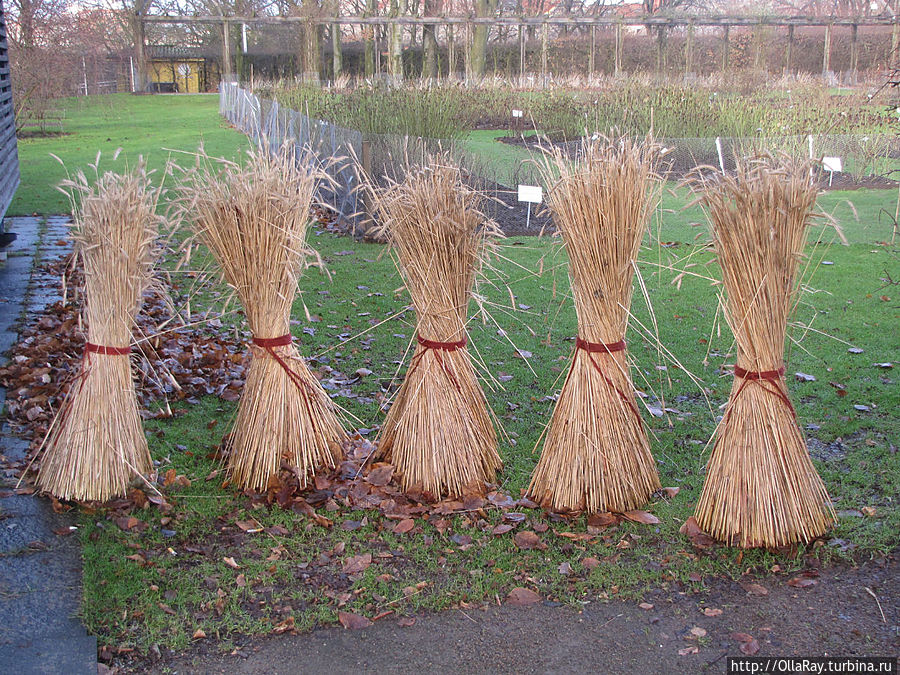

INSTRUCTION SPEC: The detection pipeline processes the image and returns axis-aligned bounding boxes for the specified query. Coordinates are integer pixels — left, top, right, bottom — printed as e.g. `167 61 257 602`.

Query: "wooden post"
541 21 548 85
893 9 900 69
133 13 147 92
614 21 622 77
785 24 794 75
721 24 730 72
823 22 832 78
360 139 372 229
375 25 381 76
448 24 455 80
589 24 595 80
519 22 526 84
684 21 694 77
464 20 472 82
332 19 342 80
222 20 232 80
849 23 858 85
753 22 764 72
656 24 666 75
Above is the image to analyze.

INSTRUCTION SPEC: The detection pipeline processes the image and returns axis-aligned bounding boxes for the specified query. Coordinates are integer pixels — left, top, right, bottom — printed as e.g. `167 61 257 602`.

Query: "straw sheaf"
692 154 836 548
528 137 661 513
372 159 501 498
180 146 345 492
37 162 160 502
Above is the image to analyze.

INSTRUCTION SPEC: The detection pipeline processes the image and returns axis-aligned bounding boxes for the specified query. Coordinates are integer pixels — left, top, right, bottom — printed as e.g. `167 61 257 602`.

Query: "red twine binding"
251 334 323 433
70 341 132 394
84 342 131 356
407 333 468 392
251 334 317 395
571 336 642 424
729 364 797 420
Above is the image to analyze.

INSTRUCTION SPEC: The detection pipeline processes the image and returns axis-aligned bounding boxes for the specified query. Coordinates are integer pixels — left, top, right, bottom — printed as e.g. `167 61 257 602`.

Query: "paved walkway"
0 216 97 674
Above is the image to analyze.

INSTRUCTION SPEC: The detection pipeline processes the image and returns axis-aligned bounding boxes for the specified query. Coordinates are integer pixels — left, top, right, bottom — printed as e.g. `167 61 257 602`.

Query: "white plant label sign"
822 156 842 172
518 185 543 203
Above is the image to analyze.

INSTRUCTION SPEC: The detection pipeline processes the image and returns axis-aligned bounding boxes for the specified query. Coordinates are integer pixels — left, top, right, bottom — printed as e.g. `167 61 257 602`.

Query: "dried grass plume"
370 156 501 498
528 137 662 513
178 145 346 492
691 154 837 548
37 160 161 502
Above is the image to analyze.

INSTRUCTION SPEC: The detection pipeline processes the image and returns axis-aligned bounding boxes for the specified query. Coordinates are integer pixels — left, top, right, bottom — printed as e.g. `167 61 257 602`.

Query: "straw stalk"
180 147 345 492
693 155 836 548
528 138 661 513
371 158 500 498
37 162 160 502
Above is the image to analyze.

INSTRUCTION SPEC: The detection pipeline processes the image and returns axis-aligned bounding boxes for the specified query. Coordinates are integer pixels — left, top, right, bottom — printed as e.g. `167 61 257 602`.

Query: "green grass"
10 94 248 215
79 228 899 653
11 93 897 655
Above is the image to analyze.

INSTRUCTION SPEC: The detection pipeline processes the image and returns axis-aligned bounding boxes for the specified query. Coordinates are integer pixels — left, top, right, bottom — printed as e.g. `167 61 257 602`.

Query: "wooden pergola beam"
140 14 898 29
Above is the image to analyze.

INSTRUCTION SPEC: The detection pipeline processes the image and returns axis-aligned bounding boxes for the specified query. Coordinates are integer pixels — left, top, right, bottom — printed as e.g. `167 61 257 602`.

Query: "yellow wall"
148 59 203 93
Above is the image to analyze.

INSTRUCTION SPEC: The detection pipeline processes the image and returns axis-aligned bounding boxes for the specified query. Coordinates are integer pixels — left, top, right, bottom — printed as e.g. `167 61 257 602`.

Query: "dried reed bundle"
528 138 661 513
180 147 345 492
371 158 500 498
37 162 160 502
692 155 835 548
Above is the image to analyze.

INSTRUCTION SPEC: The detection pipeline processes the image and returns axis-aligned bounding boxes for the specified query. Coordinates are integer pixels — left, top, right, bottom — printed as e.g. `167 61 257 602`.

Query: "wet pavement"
0 216 97 674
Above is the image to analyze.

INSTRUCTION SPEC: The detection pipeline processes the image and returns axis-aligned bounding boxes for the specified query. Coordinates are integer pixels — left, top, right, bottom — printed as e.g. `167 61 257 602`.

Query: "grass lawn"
7 94 899 655
10 94 248 215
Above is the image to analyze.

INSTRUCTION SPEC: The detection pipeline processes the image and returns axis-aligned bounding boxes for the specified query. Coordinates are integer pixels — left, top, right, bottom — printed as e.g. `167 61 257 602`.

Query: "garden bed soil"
497 135 900 192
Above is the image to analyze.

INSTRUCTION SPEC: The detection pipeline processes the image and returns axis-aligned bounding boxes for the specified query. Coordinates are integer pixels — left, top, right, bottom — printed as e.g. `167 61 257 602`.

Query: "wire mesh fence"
220 82 899 235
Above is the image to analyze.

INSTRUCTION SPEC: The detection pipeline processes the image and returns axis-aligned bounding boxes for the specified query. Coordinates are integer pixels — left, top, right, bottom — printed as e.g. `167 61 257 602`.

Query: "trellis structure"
143 13 899 85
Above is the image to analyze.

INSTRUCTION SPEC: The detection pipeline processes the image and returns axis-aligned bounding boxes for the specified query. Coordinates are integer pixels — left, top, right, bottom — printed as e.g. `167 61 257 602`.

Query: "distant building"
147 46 220 93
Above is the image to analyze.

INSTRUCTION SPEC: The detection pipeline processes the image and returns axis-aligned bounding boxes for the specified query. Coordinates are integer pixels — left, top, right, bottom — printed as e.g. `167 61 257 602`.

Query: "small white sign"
518 185 543 203
822 156 842 172
512 109 524 118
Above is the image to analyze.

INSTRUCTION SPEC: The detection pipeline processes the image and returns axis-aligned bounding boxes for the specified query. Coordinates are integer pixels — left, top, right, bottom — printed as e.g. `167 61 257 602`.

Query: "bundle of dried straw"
692 155 836 548
371 158 500 498
37 162 160 502
528 138 661 513
180 147 345 492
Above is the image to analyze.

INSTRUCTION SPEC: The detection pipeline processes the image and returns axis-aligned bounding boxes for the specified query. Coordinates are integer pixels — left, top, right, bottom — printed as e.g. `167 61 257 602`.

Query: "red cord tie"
84 342 132 356
252 334 320 402
416 334 467 351
408 333 468 392
731 363 796 420
572 336 642 424
67 341 134 397
575 337 626 355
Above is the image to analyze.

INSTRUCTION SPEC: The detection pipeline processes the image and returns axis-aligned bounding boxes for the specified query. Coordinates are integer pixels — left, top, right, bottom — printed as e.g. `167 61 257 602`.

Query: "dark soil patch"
497 135 900 192
16 129 70 139
321 178 555 241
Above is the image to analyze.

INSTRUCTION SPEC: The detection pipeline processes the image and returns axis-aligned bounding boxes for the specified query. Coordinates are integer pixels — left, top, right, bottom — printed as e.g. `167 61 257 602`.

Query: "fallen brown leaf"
506 587 542 607
740 639 760 655
342 553 373 574
338 611 373 630
514 531 547 550
392 519 415 535
622 510 660 525
743 583 768 596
